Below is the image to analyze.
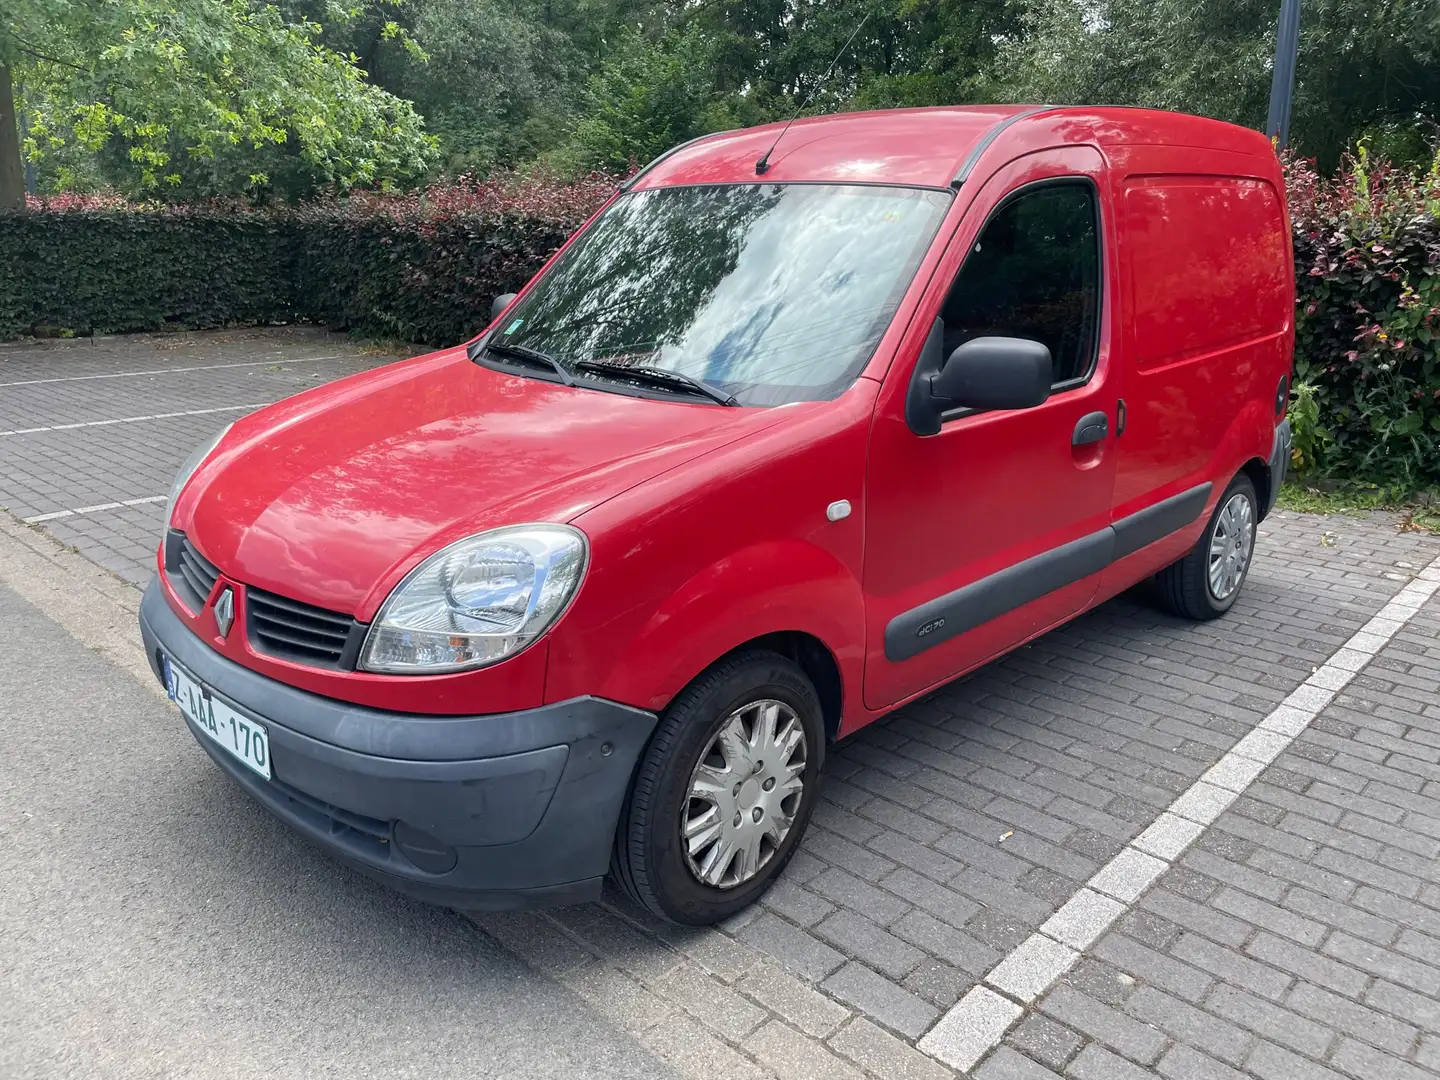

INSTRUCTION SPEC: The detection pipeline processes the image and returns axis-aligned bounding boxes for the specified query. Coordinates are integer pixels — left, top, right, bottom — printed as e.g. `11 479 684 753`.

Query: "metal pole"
1265 0 1302 147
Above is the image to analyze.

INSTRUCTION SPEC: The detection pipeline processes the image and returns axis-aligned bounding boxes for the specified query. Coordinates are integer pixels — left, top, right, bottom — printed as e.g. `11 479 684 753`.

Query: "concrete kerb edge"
0 512 155 692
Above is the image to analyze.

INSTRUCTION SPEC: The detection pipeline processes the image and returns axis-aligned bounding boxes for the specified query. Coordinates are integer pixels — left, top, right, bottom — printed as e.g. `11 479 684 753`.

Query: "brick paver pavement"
0 329 398 583
4 329 1439 1079
978 587 1440 1079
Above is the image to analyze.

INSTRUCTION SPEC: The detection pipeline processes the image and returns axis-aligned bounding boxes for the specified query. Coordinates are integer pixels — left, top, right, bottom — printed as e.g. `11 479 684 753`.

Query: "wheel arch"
718 631 844 743
586 538 865 737
1240 455 1273 521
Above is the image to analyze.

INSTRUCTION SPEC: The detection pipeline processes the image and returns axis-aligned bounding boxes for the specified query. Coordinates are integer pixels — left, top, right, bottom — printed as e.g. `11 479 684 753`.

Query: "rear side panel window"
939 181 1101 387
1122 176 1288 369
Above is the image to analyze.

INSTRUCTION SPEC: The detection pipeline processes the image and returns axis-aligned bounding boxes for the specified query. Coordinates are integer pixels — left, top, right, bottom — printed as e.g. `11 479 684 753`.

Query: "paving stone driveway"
0 329 397 584
4 330 1440 1079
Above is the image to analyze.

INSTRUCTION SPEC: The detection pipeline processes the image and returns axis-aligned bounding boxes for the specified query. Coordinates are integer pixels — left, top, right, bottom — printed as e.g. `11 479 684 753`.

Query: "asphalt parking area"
5 330 1440 1080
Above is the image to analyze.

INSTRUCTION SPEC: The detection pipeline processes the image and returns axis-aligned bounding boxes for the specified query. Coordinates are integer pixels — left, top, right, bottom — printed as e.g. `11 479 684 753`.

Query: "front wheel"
612 650 825 925
1155 472 1258 620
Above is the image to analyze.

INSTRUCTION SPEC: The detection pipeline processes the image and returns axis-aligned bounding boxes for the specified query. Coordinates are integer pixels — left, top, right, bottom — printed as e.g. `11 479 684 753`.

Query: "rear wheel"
612 650 824 925
1155 473 1258 620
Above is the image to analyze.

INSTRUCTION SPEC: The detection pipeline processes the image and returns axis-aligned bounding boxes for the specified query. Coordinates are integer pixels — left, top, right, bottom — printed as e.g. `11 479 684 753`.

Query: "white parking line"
24 495 167 524
0 404 265 437
917 554 1440 1073
0 354 352 388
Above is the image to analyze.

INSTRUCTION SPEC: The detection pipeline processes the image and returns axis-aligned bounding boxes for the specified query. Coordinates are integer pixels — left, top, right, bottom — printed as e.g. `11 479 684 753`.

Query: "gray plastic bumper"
139 578 657 911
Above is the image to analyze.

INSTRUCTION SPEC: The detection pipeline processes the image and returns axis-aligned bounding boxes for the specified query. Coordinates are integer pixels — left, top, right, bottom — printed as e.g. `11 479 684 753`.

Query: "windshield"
489 183 952 407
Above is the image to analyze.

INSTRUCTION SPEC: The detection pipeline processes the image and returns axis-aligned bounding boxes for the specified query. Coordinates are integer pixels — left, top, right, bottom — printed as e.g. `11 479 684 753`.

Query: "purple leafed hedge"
1286 153 1440 488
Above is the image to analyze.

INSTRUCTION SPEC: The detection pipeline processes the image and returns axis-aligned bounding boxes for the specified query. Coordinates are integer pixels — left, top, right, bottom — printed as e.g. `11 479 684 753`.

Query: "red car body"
141 105 1293 913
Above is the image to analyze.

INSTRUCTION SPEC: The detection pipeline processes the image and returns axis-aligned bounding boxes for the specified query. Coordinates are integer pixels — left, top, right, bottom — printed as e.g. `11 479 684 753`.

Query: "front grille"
246 586 366 670
165 530 220 612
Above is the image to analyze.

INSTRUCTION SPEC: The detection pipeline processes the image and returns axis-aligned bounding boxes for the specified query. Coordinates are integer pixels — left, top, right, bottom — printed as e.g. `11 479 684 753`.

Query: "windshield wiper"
576 360 738 406
475 339 575 387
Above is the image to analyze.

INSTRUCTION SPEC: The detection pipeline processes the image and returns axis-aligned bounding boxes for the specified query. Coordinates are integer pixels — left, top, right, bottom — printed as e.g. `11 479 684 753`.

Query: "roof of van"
628 106 1275 192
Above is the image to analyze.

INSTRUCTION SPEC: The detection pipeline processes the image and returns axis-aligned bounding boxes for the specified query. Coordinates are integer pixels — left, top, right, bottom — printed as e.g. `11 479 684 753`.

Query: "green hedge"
288 212 576 345
0 175 612 344
4 161 1438 488
0 211 299 339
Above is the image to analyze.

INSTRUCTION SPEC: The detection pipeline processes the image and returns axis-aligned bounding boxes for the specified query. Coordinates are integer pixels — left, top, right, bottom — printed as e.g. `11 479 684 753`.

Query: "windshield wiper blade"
576 361 738 406
478 340 575 387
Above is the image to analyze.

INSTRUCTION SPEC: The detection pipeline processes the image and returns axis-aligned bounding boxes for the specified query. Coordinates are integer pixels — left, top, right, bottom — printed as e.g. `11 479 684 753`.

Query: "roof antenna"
756 11 872 176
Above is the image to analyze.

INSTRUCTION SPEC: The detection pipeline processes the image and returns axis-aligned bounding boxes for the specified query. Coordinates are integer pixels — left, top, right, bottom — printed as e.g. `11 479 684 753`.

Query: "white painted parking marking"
1168 780 1240 827
1039 889 1127 951
916 551 1440 1074
1257 703 1312 736
1230 727 1292 763
0 404 265 437
986 934 1080 1003
24 495 167 524
0 354 351 388
917 986 1023 1072
1130 813 1205 861
1088 847 1170 904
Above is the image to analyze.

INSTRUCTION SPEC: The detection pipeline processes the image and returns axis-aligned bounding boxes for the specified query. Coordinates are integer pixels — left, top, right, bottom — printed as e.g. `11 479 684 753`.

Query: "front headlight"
359 524 588 674
165 423 232 526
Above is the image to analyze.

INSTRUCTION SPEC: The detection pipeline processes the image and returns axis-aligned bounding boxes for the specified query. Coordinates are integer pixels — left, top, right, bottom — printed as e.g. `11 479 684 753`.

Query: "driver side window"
940 181 1101 387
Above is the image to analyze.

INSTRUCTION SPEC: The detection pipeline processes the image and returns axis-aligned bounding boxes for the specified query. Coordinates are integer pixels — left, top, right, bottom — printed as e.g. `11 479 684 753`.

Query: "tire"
1155 473 1258 620
612 650 825 925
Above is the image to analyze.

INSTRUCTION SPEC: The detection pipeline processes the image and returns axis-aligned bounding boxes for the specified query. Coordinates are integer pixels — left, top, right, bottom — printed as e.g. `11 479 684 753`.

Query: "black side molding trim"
1111 482 1212 561
1264 419 1291 519
885 481 1212 662
885 529 1114 662
951 107 1054 188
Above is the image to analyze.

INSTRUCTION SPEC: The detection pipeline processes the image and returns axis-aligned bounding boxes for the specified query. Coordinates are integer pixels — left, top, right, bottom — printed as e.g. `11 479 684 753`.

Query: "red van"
141 106 1293 925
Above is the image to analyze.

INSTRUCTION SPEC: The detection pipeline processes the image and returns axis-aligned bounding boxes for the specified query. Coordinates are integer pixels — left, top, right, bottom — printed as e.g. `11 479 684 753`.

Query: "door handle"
1072 411 1109 447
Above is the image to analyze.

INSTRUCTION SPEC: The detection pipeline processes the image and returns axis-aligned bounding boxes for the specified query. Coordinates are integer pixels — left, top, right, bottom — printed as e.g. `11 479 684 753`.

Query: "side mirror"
490 292 518 323
931 336 1052 412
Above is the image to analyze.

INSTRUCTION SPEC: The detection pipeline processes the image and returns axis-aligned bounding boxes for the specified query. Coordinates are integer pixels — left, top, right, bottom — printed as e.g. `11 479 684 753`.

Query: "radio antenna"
755 11 872 175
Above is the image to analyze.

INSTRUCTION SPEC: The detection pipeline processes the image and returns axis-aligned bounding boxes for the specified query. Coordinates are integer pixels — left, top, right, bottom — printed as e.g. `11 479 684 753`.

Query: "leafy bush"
1 204 299 339
1287 149 1440 489
0 171 617 343
287 172 616 344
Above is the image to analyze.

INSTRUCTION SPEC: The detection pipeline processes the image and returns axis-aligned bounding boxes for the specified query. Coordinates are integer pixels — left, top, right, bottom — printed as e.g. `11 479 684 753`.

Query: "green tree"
1 0 437 207
561 24 741 172
0 62 23 207
386 0 582 173
277 0 618 174
557 0 1024 173
997 0 1440 169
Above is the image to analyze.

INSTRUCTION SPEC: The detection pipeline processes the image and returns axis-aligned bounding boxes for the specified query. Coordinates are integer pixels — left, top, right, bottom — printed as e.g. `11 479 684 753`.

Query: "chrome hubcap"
682 699 807 889
1208 492 1255 601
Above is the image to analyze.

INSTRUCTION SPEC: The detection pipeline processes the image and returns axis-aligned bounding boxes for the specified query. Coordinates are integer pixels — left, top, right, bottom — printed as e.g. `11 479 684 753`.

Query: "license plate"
164 656 271 780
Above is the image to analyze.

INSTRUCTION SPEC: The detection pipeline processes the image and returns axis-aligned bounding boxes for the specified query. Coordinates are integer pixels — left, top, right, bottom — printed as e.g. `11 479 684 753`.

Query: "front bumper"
139 579 657 911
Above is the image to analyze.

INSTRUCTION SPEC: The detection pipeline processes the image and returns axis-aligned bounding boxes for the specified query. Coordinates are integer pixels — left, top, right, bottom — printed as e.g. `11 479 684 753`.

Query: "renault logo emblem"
213 587 235 639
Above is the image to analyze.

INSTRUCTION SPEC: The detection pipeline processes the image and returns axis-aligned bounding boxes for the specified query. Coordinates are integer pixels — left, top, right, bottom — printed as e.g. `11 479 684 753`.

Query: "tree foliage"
4 0 1439 199
1000 0 1440 170
1 0 437 206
